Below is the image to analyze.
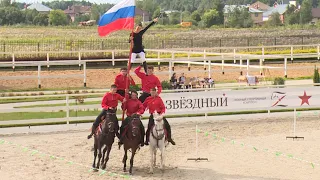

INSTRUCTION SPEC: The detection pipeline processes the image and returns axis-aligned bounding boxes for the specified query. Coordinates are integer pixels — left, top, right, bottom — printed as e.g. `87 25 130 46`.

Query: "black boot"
118 126 124 144
164 119 176 145
87 124 97 139
142 61 148 75
140 124 145 147
145 128 150 145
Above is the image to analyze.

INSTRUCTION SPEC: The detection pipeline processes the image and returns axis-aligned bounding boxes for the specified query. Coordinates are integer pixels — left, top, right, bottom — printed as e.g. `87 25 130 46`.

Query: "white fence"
1 44 320 88
1 84 320 126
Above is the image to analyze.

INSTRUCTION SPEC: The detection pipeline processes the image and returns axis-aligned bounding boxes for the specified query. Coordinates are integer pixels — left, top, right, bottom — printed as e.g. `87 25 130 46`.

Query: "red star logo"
299 91 311 106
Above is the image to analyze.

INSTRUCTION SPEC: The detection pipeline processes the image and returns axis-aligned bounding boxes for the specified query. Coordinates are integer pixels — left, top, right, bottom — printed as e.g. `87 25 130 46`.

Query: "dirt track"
0 62 319 90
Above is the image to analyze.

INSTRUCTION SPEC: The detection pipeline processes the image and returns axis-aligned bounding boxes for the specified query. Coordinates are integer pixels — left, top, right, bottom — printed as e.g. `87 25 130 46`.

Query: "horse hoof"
102 165 106 170
93 168 99 172
123 168 126 172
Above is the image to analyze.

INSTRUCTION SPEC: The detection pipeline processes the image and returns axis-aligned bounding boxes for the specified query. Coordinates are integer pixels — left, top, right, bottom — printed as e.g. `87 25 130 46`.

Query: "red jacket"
122 98 145 116
114 74 135 90
143 96 165 114
101 92 124 110
134 66 162 94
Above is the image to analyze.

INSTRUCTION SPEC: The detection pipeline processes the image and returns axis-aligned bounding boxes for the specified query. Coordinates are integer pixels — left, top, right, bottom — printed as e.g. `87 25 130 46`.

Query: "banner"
158 86 320 114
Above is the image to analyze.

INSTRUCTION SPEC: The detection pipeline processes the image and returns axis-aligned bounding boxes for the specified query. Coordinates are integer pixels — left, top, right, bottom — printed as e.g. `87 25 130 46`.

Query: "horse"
91 112 117 170
148 113 167 174
121 114 143 175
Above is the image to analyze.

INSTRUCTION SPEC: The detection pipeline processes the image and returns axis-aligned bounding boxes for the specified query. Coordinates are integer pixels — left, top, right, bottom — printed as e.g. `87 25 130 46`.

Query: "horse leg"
103 145 112 170
92 140 98 169
122 148 128 172
101 146 108 170
160 146 165 172
153 149 157 167
96 146 102 169
149 147 154 174
129 147 136 174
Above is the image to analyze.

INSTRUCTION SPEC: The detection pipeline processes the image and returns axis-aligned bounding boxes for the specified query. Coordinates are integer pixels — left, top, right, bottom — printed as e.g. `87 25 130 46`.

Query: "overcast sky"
14 0 122 4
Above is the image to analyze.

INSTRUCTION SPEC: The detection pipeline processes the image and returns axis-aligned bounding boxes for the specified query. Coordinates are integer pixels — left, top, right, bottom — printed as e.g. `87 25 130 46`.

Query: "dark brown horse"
92 112 117 170
121 114 143 174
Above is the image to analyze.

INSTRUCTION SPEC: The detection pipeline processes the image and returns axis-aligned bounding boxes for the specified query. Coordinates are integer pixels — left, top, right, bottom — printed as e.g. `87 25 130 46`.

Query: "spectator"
170 73 178 89
178 73 186 89
208 78 215 88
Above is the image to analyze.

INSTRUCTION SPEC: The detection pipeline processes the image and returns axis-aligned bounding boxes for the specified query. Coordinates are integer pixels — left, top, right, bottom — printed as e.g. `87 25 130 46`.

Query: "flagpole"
122 29 134 121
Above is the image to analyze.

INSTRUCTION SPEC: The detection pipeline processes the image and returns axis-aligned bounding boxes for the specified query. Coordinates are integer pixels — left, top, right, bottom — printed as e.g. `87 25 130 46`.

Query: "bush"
273 77 285 86
313 66 320 85
161 80 171 90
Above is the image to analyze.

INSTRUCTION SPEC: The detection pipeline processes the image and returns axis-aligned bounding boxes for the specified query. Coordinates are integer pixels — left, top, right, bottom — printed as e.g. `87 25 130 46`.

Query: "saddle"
121 118 141 138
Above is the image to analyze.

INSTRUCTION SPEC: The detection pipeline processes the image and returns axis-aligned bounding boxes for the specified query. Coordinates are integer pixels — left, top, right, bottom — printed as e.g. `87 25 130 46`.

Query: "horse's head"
102 112 116 134
130 114 141 137
154 113 163 122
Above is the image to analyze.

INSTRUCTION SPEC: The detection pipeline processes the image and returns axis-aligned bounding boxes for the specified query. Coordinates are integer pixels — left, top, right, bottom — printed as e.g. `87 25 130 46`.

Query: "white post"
196 125 198 157
83 62 87 87
78 52 81 68
188 62 191 71
37 65 41 88
291 46 293 61
47 53 50 68
240 56 243 70
66 96 70 125
246 59 250 76
262 47 265 62
12 53 15 70
157 51 160 59
112 51 115 66
203 60 206 70
259 59 263 75
208 60 211 78
188 51 190 59
318 45 320 60
203 49 206 59
284 57 287 78
169 60 172 80
293 108 296 137
222 55 225 74
233 49 236 64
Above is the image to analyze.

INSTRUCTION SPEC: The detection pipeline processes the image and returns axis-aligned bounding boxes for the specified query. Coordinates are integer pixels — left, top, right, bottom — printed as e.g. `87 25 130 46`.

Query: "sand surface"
1 115 320 180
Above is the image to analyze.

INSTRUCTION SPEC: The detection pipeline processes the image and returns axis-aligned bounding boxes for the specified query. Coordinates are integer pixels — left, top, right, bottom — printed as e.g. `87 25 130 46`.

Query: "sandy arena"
1 114 320 180
0 62 320 90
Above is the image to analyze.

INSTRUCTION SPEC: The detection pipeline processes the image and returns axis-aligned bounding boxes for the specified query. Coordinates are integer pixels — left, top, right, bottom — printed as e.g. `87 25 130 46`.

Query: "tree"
168 12 180 24
201 9 219 27
191 10 201 22
267 12 282 27
24 9 39 25
300 0 313 24
49 10 68 26
33 13 49 26
74 14 90 24
226 6 253 28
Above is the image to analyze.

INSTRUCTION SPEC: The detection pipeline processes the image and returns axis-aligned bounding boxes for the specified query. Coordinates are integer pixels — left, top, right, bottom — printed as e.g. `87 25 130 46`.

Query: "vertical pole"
233 49 236 64
12 53 15 71
222 55 225 75
66 96 70 125
83 62 87 87
78 52 81 70
247 59 250 76
293 108 296 137
240 56 243 70
203 49 206 59
157 51 161 69
112 51 115 67
259 59 263 75
318 45 320 60
208 60 211 78
262 47 265 62
38 65 41 89
291 46 293 61
196 125 198 157
47 53 50 69
284 57 287 78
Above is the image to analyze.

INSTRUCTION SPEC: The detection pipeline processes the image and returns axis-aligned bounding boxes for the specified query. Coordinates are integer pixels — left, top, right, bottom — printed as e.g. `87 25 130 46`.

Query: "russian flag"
98 0 135 37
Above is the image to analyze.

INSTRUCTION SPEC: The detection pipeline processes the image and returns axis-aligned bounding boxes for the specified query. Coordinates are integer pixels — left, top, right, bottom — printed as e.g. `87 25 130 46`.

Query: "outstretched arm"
140 18 158 35
134 66 145 79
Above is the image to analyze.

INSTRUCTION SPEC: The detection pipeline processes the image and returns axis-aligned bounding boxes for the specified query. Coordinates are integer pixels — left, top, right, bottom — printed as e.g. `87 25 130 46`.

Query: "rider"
87 84 125 139
143 88 176 146
134 65 162 103
129 18 158 73
114 67 135 97
119 90 145 147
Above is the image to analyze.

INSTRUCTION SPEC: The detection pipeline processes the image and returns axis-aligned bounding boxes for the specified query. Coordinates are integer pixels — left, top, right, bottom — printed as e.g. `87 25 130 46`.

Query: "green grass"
15 101 101 108
0 95 101 104
1 107 320 122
